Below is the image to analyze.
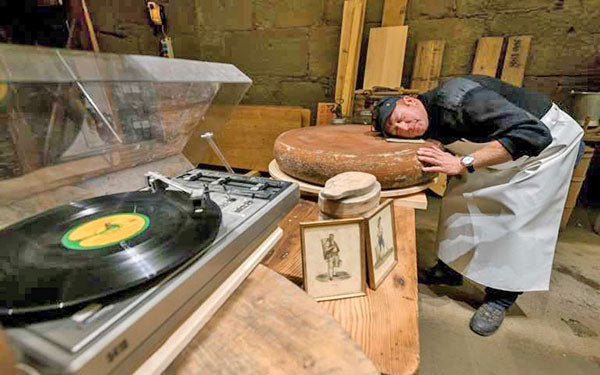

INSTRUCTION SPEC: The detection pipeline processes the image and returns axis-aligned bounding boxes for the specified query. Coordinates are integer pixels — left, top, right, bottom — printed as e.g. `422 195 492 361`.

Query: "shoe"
418 261 463 286
470 302 506 336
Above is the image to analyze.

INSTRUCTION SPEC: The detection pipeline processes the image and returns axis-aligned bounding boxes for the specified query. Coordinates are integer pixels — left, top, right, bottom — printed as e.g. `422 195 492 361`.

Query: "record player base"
136 228 378 375
263 197 423 375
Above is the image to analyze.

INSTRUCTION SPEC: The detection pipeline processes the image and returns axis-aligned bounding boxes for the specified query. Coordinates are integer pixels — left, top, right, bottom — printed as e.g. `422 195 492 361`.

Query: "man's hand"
417 146 465 175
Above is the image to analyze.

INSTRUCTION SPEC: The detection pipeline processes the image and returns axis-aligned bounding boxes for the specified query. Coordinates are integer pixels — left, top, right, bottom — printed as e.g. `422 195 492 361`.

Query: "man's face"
384 98 429 138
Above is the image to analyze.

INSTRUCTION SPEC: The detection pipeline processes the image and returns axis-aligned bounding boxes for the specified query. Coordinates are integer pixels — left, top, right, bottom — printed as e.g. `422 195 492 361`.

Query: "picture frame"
300 218 366 302
364 199 398 289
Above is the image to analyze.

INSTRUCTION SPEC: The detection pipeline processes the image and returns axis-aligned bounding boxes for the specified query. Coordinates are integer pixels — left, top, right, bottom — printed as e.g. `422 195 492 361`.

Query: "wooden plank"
263 199 421 375
316 102 336 126
410 40 445 92
363 26 409 90
471 37 505 77
500 35 532 87
382 0 409 27
137 230 286 375
335 0 367 117
184 105 307 172
164 264 379 375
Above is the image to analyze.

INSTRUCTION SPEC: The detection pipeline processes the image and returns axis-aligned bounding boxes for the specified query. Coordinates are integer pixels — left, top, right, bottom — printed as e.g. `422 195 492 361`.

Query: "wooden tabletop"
262 197 421 375
165 265 379 375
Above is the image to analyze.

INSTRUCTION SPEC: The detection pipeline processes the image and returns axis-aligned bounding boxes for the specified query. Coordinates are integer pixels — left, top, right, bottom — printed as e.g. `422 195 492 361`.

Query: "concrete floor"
416 196 600 375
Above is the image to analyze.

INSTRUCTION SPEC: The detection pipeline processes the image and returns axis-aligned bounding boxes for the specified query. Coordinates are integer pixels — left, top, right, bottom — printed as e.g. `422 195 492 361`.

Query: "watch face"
462 156 475 166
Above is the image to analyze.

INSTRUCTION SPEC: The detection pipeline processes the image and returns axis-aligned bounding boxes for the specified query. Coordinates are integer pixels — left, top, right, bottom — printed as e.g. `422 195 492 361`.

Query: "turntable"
0 44 299 374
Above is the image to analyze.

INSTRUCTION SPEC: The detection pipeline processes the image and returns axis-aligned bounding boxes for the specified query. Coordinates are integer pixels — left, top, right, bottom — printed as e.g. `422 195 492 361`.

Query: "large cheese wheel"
273 125 437 189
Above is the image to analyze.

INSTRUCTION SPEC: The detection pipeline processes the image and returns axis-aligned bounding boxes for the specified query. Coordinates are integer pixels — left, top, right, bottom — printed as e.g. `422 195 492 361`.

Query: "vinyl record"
0 190 221 316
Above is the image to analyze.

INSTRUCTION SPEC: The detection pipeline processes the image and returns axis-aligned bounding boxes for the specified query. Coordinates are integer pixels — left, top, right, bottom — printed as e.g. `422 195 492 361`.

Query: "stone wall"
88 0 600 114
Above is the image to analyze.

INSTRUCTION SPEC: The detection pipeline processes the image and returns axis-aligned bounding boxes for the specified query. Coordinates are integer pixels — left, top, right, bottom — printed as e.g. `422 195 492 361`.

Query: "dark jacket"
420 75 553 159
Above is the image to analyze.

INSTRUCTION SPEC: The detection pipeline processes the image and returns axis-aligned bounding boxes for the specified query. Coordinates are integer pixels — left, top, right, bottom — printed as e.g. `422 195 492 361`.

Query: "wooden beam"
382 0 409 27
335 0 367 117
363 26 409 90
471 37 505 77
500 35 532 87
410 39 445 92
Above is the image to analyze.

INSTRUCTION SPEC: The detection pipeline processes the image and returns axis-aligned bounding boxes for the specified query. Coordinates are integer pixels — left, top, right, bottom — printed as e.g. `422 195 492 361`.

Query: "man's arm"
417 140 512 175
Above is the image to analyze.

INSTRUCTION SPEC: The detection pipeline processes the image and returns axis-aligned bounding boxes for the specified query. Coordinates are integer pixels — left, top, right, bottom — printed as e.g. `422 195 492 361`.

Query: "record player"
0 44 299 374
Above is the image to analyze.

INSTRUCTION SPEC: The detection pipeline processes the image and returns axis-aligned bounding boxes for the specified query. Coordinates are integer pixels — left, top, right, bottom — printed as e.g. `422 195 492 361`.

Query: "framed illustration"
364 199 398 289
300 218 366 301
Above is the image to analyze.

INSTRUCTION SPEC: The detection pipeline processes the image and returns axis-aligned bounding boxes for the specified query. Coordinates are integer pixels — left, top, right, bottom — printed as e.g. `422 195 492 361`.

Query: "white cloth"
436 104 584 292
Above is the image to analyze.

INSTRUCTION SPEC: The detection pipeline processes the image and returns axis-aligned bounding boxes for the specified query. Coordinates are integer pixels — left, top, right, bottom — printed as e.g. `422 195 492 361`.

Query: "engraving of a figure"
321 233 342 280
376 216 385 263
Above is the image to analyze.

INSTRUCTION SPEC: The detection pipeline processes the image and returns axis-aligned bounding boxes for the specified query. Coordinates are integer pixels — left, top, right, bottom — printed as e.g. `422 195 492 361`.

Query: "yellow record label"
62 213 150 250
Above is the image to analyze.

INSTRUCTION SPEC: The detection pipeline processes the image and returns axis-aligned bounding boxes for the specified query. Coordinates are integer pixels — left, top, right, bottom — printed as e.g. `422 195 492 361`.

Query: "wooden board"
184 105 309 172
263 199 421 375
164 264 379 375
382 0 409 27
410 40 445 92
471 37 505 77
269 159 432 205
363 26 409 90
335 0 367 117
500 35 532 87
136 229 284 375
316 102 336 126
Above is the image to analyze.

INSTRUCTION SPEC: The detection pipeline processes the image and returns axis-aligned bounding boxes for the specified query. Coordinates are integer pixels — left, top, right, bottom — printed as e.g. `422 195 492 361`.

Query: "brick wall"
89 0 600 113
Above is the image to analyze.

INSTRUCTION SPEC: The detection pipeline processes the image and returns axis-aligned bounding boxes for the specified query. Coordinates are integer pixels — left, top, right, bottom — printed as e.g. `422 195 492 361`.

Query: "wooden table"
164 265 379 375
262 195 424 375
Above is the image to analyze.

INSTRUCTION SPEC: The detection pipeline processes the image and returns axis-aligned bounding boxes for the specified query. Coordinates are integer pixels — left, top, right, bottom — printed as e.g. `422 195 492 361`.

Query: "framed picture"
364 199 398 289
300 218 366 301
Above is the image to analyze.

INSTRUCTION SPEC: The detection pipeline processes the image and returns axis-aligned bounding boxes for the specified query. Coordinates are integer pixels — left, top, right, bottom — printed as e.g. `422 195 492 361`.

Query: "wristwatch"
460 155 475 173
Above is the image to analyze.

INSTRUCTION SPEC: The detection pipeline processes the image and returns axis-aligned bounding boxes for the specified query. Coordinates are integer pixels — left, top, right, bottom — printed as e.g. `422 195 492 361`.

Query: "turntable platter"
0 191 221 316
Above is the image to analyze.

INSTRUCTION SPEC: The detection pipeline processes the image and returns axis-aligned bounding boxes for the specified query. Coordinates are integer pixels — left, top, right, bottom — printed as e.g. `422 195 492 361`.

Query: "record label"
61 213 150 250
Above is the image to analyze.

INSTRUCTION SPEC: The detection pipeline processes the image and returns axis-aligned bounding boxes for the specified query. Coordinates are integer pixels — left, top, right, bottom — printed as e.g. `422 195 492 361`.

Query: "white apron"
436 104 584 292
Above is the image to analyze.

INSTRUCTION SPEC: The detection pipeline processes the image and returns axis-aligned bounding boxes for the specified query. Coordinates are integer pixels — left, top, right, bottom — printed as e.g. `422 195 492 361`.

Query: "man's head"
373 96 429 138
328 233 335 240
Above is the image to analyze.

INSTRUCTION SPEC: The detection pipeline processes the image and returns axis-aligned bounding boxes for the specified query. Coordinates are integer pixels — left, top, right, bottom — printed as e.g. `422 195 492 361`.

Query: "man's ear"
402 96 419 106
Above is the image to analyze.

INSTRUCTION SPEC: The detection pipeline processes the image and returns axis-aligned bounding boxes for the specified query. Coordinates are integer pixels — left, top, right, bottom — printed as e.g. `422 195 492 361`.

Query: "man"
373 75 583 336
322 233 342 280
